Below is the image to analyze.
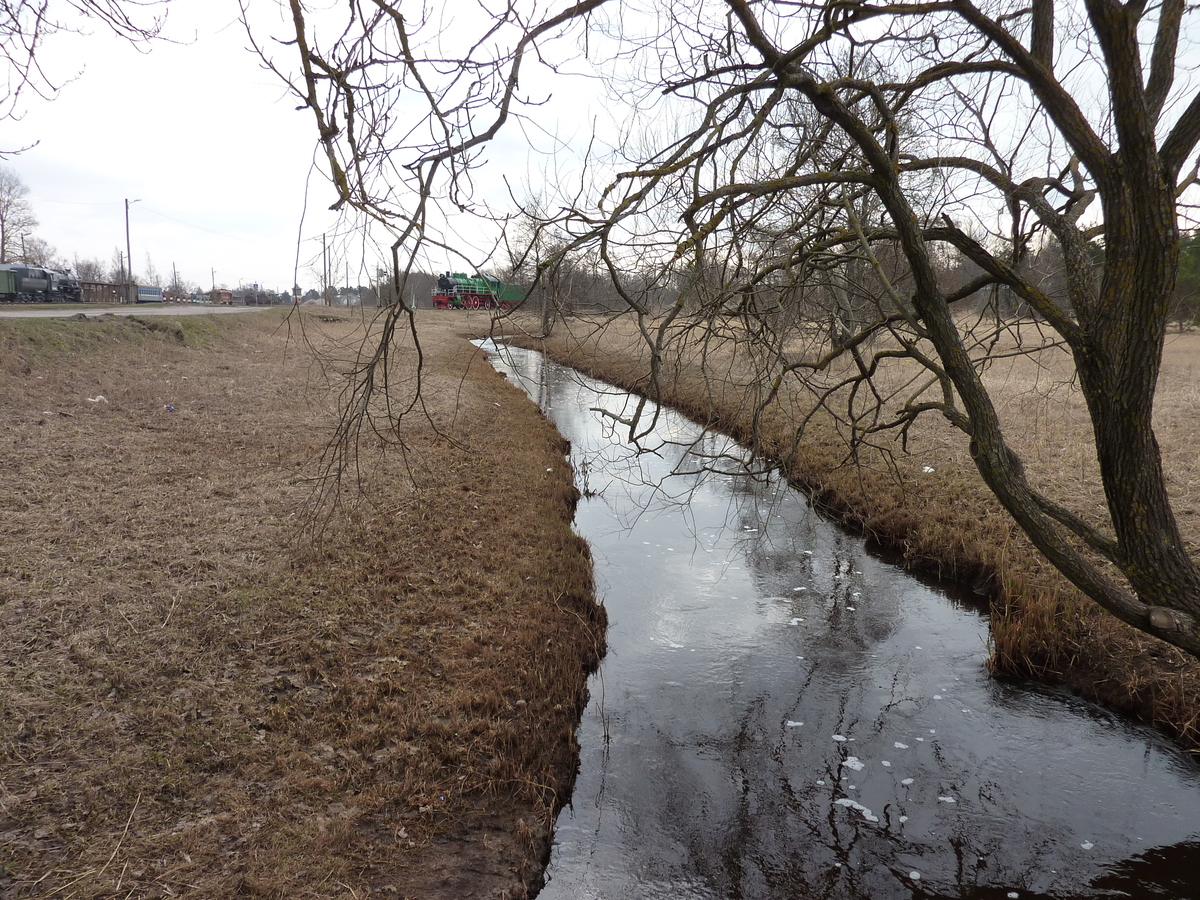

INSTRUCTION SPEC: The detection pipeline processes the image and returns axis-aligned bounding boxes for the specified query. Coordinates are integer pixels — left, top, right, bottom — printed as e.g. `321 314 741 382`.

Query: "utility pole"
125 199 140 303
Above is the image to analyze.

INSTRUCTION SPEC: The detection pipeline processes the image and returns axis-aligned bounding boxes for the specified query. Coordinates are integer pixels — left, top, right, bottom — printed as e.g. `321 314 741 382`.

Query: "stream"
479 341 1200 900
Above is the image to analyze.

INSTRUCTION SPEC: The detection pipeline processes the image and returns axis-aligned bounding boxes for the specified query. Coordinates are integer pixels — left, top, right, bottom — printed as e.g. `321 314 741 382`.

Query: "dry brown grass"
499 311 1200 750
0 309 605 899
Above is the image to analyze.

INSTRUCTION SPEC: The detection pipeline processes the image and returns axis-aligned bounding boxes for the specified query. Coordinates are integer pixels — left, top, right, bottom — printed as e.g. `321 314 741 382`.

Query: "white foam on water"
841 757 865 771
1081 841 1094 850
786 721 804 728
901 778 914 785
881 761 891 767
832 734 847 742
938 796 957 804
894 742 909 749
834 798 879 823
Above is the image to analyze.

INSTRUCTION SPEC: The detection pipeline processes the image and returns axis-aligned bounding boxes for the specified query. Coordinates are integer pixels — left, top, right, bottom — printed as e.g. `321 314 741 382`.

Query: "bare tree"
265 0 1200 659
0 1 170 129
143 253 161 287
628 0 1200 659
0 166 37 262
72 255 107 281
22 235 58 266
109 246 130 285
167 266 188 299
504 201 588 334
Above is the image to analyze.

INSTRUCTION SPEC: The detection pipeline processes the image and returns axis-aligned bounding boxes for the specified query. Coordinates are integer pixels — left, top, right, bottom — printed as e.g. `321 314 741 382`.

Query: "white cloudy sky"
3 0 625 295
9 1 1200 296
6 1 375 293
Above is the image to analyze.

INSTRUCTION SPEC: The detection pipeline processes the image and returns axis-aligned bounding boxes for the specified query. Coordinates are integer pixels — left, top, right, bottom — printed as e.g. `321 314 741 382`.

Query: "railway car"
136 285 165 303
0 267 16 301
0 264 83 302
431 272 524 309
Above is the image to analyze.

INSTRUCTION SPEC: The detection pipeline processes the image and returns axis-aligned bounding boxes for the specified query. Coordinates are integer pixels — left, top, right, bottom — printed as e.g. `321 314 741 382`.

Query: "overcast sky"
3 0 621 297
7 1 348 294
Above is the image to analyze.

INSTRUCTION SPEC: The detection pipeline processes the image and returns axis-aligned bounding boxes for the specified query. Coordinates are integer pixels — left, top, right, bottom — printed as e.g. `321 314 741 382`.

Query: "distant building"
209 288 233 305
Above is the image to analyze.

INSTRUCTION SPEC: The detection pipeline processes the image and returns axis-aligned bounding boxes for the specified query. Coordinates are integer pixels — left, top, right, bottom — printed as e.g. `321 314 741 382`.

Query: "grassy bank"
0 309 605 899
493 312 1200 750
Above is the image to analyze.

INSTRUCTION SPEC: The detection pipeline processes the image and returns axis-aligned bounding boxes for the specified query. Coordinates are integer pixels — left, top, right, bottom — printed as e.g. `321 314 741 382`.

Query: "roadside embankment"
494 312 1200 750
0 309 604 899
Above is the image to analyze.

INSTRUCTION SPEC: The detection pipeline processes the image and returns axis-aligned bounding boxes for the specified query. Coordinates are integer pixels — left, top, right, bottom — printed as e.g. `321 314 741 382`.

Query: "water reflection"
479 341 1200 900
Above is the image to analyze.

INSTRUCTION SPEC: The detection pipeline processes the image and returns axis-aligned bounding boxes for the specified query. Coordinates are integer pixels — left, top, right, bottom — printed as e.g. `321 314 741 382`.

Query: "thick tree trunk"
1076 173 1200 623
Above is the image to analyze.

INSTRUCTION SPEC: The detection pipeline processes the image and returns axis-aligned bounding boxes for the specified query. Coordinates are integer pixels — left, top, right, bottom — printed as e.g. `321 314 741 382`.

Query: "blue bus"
136 285 165 303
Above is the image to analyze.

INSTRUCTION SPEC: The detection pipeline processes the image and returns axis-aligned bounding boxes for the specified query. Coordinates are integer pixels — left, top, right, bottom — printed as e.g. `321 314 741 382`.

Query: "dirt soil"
0 309 605 899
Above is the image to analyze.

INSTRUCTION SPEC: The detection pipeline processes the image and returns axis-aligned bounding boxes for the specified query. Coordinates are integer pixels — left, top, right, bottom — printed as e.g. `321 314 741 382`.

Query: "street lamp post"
125 198 140 303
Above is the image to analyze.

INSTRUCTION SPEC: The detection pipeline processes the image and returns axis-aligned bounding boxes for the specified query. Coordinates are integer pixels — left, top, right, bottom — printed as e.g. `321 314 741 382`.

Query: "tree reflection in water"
480 341 1200 900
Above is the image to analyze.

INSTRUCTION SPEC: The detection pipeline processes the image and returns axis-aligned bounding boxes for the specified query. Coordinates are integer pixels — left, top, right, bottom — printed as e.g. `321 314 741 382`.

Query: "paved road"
0 303 278 318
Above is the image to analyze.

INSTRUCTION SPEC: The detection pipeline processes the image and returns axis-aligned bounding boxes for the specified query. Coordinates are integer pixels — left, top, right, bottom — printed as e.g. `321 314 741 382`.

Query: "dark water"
479 341 1200 900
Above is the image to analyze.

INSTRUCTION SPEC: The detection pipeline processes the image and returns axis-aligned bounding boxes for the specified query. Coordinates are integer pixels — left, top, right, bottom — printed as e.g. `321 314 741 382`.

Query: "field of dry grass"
502 311 1200 749
0 309 605 899
5 301 1198 898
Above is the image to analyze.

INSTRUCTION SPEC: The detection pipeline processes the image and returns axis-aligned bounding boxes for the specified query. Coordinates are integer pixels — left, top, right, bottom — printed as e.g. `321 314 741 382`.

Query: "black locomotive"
0 264 83 303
